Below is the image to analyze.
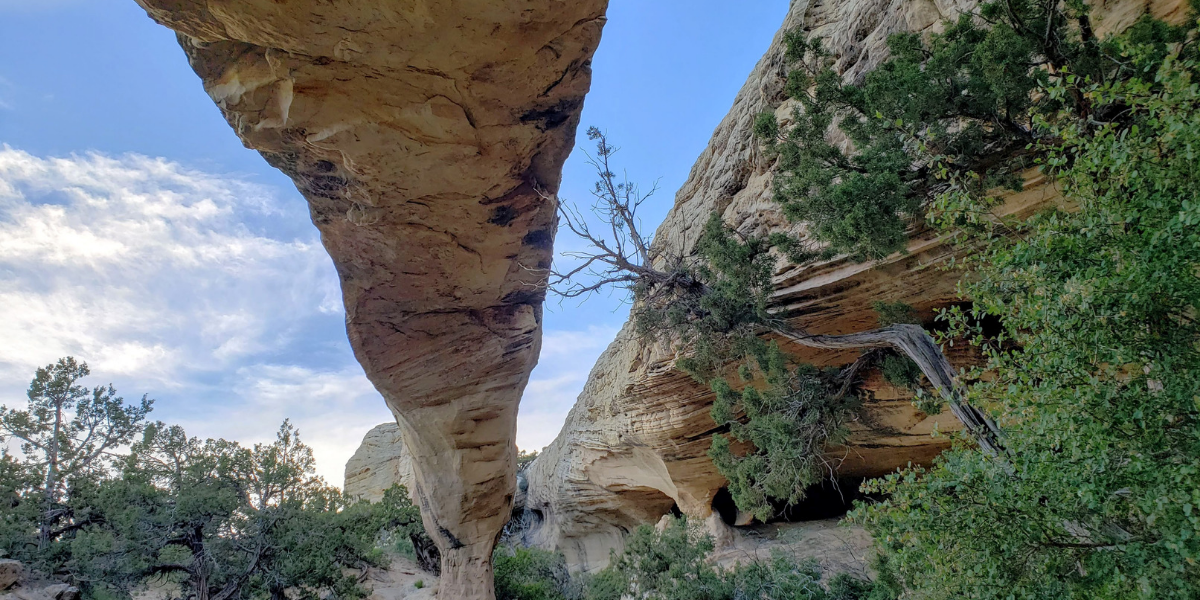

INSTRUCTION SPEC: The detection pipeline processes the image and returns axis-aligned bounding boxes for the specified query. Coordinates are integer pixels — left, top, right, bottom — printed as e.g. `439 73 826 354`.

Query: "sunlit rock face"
523 0 1188 572
345 422 415 504
132 1 607 597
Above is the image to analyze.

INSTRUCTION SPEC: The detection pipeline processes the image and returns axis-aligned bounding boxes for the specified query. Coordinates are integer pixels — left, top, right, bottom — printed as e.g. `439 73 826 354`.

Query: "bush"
584 516 886 600
494 547 571 600
855 16 1200 600
488 517 887 600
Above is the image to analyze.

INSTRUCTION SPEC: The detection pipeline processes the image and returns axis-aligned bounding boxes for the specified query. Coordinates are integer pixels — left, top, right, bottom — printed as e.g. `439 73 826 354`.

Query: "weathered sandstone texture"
133 1 607 597
345 423 416 504
524 0 1188 572
0 560 20 592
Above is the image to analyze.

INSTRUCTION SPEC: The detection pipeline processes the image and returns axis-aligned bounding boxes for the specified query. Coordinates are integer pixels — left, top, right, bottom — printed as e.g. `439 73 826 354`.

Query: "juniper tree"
0 357 152 545
853 22 1200 597
547 128 1002 519
68 421 426 600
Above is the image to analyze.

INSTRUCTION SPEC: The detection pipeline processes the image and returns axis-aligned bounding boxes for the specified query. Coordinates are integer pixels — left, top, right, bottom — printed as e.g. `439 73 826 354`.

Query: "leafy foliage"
65 421 409 600
634 213 779 382
582 517 884 600
494 547 572 600
0 357 152 557
869 302 925 390
878 355 922 390
854 17 1200 600
517 450 540 470
870 302 919 328
0 359 432 600
708 344 855 522
755 0 1192 260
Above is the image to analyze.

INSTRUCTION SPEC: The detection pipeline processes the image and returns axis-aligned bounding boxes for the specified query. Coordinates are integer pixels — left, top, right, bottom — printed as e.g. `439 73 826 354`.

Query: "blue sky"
0 0 787 482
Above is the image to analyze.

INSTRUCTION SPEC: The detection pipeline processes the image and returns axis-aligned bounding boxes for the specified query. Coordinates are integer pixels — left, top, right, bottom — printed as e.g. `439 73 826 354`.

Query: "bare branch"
542 129 674 301
551 128 1006 456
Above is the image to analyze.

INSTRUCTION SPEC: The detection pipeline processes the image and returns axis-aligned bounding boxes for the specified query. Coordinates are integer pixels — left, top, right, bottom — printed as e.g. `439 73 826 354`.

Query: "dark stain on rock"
522 229 553 250
519 97 583 131
438 526 465 549
300 174 350 200
502 288 544 306
489 205 519 227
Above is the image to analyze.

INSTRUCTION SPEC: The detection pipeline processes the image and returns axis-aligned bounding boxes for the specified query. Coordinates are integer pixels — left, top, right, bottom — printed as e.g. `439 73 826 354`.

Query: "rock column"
132 1 607 597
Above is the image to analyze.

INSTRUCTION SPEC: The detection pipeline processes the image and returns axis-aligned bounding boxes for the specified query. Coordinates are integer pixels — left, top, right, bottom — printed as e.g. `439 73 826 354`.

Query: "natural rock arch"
132 1 607 597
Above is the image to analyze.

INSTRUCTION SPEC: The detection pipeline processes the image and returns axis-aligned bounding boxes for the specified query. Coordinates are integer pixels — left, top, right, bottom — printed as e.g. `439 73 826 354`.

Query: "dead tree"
545 128 1004 455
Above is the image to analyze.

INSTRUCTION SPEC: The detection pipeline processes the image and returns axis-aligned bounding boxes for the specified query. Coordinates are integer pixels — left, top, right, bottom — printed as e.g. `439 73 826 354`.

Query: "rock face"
345 423 416 504
0 560 20 591
522 0 976 570
132 1 607 597
523 0 1189 572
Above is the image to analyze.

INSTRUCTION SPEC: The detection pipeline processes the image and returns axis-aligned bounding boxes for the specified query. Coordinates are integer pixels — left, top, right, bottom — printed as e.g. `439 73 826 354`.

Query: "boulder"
345 423 415 504
0 560 20 591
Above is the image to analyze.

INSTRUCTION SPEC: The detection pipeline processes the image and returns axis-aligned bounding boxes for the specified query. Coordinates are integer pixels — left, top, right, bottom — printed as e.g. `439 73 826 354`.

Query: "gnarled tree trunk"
777 324 1005 455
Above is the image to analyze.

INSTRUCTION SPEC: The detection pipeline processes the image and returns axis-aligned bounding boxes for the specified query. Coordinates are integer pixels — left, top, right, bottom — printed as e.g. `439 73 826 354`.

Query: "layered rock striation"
523 0 1188 571
133 1 607 597
345 423 416 504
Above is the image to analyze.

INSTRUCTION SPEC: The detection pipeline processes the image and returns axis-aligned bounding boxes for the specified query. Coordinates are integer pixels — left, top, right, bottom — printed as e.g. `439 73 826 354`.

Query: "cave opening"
774 477 867 523
712 487 739 526
712 477 869 527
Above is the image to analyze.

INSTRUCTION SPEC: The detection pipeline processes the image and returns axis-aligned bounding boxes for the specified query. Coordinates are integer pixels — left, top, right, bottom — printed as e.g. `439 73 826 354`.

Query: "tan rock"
524 0 1184 572
345 423 416 504
0 560 20 591
363 556 440 600
2 584 78 600
710 519 875 578
132 1 607 597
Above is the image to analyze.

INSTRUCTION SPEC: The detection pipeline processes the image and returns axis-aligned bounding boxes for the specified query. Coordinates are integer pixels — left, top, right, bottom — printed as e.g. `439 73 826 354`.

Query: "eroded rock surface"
524 0 1187 572
345 422 416 504
132 1 607 597
522 0 974 571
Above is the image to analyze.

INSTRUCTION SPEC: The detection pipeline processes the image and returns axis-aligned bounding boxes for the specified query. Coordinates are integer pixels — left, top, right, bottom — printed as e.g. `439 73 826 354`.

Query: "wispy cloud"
0 146 387 482
518 325 619 451
0 145 619 479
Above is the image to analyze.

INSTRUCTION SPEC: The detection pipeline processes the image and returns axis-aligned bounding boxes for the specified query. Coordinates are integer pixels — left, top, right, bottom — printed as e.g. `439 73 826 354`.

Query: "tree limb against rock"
545 128 1005 456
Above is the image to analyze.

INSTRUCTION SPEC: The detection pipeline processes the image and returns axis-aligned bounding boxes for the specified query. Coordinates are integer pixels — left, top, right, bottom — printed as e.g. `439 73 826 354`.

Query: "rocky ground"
361 557 440 600
0 560 78 600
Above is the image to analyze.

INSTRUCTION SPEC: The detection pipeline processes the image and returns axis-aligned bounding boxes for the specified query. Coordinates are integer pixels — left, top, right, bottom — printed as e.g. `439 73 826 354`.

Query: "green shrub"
585 516 886 600
494 547 571 600
879 354 922 390
855 18 1200 599
708 346 856 522
871 301 919 327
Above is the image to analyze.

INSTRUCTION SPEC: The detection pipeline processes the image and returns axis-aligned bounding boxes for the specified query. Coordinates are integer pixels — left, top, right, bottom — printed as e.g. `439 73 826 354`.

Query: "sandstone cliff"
132 2 607 597
523 0 1189 572
345 423 416 504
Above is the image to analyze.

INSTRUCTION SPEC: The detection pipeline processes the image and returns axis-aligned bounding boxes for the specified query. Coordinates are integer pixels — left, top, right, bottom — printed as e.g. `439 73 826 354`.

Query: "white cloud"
173 364 393 485
540 325 621 357
0 146 340 382
517 325 619 451
0 145 621 481
0 146 372 481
